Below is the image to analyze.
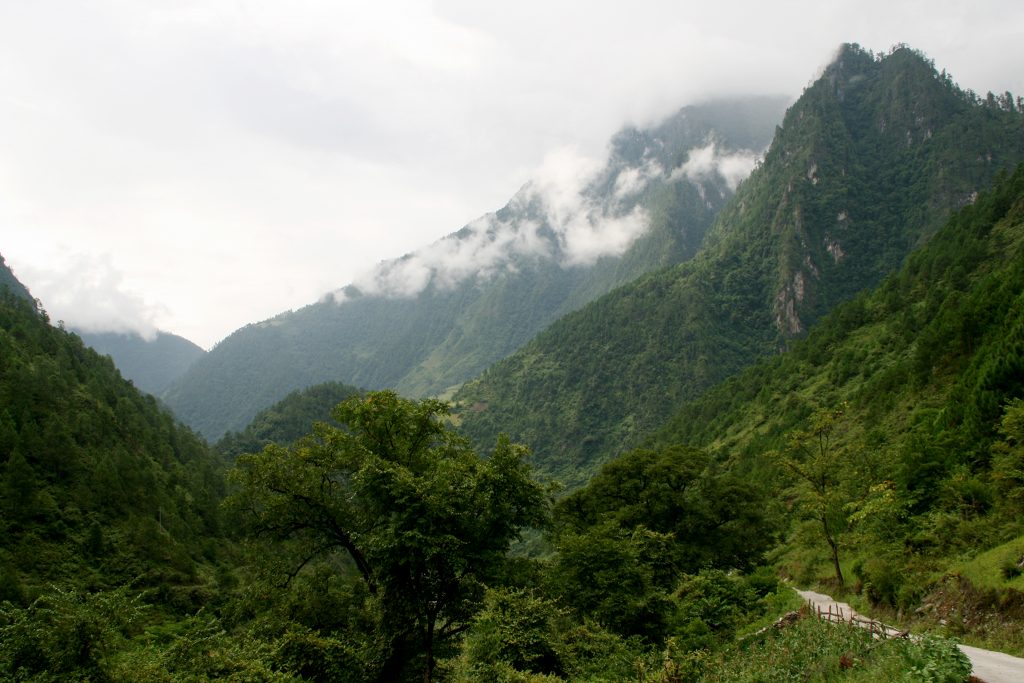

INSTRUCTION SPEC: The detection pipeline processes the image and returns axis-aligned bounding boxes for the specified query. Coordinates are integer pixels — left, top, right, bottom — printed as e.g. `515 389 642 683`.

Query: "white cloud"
336 144 658 300
2 0 1022 346
16 253 166 341
671 141 761 190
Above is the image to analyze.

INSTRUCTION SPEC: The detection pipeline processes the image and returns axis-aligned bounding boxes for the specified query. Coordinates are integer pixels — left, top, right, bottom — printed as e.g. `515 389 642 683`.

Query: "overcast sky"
3 0 1022 349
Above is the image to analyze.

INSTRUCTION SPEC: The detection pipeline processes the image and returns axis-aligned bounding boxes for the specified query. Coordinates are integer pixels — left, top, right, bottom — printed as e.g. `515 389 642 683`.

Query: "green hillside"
647 162 1024 647
162 97 789 440
0 289 227 603
8 44 1024 683
454 44 1024 487
215 380 361 459
77 330 207 396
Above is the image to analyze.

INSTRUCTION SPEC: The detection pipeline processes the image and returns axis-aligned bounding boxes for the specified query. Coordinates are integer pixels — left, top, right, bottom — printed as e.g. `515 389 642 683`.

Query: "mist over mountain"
75 330 206 396
163 96 788 440
454 44 1024 486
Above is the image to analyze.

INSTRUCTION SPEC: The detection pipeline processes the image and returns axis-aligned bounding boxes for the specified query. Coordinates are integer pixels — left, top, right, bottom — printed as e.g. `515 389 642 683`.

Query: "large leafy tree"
555 446 778 578
227 391 548 682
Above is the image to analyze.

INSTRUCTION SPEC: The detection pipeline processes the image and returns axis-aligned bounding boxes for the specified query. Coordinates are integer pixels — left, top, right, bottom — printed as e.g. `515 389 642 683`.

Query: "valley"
3 42 1024 683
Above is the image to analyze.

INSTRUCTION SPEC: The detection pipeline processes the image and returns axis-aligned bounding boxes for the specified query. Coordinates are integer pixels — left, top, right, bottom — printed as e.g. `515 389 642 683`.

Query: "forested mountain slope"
655 162 1024 473
455 44 1024 487
0 253 31 302
0 280 226 604
215 380 361 459
163 97 788 440
651 163 1024 623
77 330 206 396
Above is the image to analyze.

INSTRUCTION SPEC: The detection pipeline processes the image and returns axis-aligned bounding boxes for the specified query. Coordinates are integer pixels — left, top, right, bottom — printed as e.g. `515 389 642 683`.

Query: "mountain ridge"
164 96 789 439
454 43 1024 487
76 330 207 396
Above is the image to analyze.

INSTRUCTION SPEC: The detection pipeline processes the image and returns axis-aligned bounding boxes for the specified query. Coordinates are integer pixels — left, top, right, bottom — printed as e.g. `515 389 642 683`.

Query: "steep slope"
454 44 1024 487
0 283 226 603
215 380 361 459
77 330 206 396
654 162 1024 464
164 97 788 440
649 164 1024 628
0 253 32 302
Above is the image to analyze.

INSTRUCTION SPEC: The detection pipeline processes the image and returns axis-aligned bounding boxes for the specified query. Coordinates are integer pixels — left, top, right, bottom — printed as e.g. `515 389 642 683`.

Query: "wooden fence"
806 599 908 640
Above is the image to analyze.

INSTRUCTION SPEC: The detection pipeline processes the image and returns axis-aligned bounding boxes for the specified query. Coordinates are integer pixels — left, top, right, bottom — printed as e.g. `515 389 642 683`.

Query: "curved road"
796 589 1024 683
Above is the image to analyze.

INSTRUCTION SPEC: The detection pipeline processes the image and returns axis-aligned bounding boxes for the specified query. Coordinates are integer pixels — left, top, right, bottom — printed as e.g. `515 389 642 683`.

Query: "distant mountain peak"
164 95 790 439
334 98 786 305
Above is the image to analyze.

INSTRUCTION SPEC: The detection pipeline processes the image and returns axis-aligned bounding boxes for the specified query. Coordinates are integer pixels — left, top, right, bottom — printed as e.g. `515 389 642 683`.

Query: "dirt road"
795 589 1024 683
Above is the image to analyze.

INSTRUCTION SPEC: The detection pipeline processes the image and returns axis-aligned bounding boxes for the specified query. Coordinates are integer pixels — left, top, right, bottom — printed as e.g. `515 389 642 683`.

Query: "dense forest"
455 44 1024 488
5 44 1024 683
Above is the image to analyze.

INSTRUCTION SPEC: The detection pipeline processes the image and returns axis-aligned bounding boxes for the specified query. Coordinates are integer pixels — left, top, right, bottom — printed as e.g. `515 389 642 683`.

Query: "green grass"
696 616 971 683
952 534 1024 592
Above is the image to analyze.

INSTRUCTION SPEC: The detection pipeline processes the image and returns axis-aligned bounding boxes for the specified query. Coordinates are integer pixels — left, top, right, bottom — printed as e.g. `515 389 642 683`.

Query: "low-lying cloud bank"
18 254 165 341
335 138 762 302
670 141 761 190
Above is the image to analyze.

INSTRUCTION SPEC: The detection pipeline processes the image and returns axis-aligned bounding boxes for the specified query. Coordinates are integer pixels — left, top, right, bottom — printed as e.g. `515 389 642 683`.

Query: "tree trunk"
423 618 435 683
822 515 844 585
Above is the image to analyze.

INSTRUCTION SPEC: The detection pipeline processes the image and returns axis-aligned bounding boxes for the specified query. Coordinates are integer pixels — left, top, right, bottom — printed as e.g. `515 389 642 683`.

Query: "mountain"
0 285 226 604
163 96 789 440
76 330 206 396
454 44 1024 487
649 162 1024 620
0 253 32 302
653 162 1024 467
215 380 361 459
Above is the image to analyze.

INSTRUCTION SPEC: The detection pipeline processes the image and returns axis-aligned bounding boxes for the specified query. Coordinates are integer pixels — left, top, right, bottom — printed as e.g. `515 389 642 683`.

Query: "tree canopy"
227 390 549 682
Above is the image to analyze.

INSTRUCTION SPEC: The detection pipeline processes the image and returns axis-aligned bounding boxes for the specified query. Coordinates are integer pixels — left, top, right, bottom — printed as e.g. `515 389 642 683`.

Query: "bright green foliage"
227 391 549 682
697 617 971 683
456 44 1024 487
653 163 1024 604
457 588 566 680
454 586 647 683
778 405 852 585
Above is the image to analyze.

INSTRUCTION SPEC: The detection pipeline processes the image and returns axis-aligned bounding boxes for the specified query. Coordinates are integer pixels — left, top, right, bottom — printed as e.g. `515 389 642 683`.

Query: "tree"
554 445 777 581
779 404 850 585
227 391 548 682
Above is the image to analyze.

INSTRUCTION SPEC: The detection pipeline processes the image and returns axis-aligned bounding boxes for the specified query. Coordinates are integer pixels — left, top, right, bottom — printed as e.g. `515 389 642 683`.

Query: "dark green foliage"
77 330 206 396
457 588 566 679
547 522 675 641
0 289 227 603
163 97 789 440
227 391 549 682
0 587 145 682
0 254 32 302
455 44 1024 487
555 446 779 579
216 380 361 459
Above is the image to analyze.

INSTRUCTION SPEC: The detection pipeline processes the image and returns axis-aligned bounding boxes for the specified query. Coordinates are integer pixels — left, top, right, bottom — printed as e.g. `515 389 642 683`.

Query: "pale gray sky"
3 0 1022 348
